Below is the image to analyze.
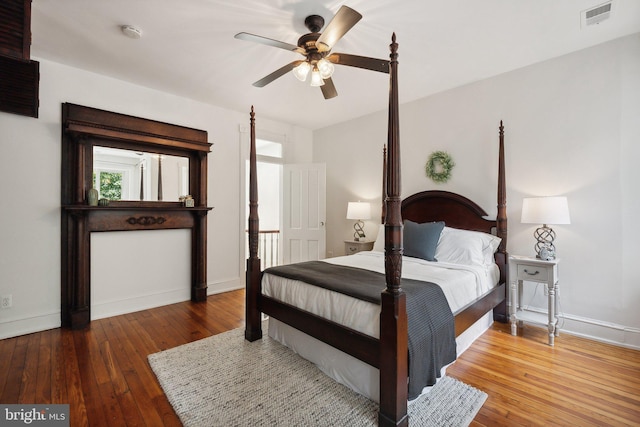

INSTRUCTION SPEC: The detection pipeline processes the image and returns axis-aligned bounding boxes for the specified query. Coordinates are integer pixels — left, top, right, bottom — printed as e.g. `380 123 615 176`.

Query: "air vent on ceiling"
582 2 613 27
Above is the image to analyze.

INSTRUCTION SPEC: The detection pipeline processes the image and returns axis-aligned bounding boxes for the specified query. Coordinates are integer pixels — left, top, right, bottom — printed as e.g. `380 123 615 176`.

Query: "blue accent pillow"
403 220 445 261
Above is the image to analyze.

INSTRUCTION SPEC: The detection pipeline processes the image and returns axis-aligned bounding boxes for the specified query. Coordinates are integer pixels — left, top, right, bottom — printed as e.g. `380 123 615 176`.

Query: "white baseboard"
0 277 245 340
91 287 192 320
207 276 244 295
0 312 60 340
92 277 246 320
519 306 640 350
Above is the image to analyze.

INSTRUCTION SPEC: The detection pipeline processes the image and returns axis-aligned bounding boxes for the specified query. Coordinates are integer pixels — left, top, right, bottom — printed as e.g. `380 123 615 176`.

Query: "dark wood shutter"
0 0 39 118
0 0 30 59
0 55 39 117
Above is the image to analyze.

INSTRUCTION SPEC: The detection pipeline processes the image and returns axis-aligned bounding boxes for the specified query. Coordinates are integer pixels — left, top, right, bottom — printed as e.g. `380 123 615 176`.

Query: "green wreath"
425 151 455 183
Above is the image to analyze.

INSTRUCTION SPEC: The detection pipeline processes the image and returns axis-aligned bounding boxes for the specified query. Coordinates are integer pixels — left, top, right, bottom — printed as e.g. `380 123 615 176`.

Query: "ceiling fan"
234 5 389 99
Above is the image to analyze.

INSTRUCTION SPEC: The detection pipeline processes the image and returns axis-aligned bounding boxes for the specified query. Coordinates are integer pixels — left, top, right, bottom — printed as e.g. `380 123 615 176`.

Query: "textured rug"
148 325 487 426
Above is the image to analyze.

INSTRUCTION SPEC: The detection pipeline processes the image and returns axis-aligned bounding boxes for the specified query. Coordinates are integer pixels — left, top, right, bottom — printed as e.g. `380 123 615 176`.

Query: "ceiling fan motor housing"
304 14 325 33
298 14 329 61
297 33 325 63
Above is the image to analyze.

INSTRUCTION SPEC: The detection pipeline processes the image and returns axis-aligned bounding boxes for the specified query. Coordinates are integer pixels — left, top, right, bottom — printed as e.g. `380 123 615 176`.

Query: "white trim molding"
0 312 60 340
207 277 244 296
520 306 640 350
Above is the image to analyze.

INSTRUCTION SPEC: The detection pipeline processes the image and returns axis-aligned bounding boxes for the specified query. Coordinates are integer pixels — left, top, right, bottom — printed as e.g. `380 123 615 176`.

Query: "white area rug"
148 324 487 426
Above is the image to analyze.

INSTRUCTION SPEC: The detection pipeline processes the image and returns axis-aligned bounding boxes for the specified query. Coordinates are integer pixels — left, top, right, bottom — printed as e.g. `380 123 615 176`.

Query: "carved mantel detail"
127 216 166 226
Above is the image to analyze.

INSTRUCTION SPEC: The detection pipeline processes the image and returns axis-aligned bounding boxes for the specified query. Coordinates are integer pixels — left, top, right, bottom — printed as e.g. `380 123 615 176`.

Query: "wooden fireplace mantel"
61 103 212 329
63 205 212 231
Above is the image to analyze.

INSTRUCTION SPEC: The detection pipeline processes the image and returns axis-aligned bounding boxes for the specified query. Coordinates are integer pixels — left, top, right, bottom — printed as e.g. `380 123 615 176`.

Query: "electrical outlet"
1 295 12 309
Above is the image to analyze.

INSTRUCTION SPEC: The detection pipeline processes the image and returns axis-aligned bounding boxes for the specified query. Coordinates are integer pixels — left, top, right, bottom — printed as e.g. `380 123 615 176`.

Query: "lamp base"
534 224 556 260
353 220 365 241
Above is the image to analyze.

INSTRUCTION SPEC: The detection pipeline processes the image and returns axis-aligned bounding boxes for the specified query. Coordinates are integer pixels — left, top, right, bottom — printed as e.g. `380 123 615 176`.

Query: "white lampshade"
317 58 335 79
347 202 371 220
309 67 325 87
521 197 570 225
293 61 311 81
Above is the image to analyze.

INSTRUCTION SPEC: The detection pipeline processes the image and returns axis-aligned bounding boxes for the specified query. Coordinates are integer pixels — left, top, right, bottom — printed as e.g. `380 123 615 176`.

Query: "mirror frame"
61 103 212 329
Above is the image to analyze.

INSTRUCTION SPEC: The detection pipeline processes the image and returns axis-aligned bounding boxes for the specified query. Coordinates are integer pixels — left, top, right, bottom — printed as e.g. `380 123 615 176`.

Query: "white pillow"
372 224 385 252
435 226 501 266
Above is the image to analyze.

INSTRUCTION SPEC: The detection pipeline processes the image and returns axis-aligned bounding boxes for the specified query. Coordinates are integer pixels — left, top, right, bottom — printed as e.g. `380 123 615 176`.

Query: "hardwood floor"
449 322 640 426
1 289 639 426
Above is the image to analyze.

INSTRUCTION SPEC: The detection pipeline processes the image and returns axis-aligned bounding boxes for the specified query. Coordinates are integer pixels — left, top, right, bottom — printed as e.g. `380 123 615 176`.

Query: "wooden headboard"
402 190 496 234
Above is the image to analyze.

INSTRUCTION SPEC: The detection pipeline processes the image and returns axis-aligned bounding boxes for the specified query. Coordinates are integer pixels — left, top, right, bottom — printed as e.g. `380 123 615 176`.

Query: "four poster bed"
245 34 508 426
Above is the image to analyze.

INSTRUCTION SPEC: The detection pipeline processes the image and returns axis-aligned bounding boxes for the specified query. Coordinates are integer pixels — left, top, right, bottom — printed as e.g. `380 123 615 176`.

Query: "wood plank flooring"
1 289 639 426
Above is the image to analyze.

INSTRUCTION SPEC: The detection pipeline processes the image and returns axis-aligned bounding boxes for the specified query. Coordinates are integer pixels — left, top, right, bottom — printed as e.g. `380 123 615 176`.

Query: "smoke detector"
121 25 142 39
581 2 613 27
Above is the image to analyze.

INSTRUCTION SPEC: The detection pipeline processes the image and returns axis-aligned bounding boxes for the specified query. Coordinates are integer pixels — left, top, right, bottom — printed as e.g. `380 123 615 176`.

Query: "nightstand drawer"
344 240 374 255
345 244 360 254
517 264 550 282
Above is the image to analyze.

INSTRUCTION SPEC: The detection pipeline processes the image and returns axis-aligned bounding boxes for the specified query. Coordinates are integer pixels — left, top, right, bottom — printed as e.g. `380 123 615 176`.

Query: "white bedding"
263 250 499 338
262 250 500 402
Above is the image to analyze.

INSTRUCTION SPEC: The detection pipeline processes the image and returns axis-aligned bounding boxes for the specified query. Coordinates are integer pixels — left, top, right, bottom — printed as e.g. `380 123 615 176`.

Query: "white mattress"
262 251 500 402
262 250 500 338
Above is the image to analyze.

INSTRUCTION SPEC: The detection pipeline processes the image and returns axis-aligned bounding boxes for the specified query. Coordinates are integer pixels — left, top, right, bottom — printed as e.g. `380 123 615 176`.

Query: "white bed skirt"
268 310 493 403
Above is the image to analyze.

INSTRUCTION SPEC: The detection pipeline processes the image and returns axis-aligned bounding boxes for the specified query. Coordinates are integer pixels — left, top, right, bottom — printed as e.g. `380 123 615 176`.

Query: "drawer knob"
524 269 539 276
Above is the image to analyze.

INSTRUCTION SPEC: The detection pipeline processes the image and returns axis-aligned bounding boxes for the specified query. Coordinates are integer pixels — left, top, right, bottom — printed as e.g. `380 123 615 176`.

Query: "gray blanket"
264 261 456 399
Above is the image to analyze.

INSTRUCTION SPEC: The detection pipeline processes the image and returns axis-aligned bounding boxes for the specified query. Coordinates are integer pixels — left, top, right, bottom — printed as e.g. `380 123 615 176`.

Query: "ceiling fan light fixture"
317 58 335 79
293 61 311 81
309 67 325 87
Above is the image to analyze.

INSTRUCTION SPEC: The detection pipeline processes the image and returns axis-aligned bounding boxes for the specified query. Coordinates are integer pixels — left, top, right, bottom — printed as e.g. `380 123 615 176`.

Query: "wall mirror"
93 146 189 202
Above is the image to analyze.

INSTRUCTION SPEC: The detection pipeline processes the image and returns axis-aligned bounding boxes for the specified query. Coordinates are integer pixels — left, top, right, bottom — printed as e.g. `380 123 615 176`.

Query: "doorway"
243 137 327 268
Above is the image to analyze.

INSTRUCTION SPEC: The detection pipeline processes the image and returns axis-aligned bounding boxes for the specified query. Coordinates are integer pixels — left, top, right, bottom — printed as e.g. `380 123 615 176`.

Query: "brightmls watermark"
1 405 69 426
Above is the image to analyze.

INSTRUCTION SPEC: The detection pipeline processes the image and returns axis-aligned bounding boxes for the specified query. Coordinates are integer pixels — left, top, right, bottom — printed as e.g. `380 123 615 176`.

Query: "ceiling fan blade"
320 77 338 99
235 32 305 54
327 53 389 74
316 6 362 52
252 61 303 87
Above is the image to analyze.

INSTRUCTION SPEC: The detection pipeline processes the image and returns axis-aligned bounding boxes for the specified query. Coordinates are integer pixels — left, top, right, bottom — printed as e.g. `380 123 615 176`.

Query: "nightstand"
344 240 374 255
509 255 560 345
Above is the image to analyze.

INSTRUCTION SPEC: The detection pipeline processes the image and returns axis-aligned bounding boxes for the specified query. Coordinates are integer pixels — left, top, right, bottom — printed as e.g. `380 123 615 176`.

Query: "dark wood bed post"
381 145 387 224
494 120 509 321
379 33 409 427
245 106 262 341
497 121 507 250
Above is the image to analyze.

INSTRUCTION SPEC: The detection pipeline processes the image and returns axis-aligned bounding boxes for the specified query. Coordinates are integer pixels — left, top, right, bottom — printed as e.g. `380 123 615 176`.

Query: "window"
256 138 283 159
94 170 123 200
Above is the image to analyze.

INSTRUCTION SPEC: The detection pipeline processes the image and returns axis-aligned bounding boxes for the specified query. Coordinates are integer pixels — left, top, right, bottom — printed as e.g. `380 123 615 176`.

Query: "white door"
283 163 326 263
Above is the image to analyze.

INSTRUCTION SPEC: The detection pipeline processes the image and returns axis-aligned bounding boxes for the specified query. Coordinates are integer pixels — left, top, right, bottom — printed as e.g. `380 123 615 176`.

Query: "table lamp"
521 196 570 260
347 202 371 241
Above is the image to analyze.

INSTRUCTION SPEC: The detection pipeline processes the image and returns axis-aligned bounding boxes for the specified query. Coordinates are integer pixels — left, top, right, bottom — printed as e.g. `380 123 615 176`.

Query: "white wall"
314 33 640 348
0 58 312 339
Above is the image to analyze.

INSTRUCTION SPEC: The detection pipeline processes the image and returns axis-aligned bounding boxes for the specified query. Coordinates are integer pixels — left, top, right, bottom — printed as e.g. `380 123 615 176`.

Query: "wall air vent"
582 2 613 27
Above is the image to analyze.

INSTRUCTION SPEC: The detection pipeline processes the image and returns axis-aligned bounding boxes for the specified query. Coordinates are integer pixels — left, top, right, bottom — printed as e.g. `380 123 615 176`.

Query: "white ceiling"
31 0 640 130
